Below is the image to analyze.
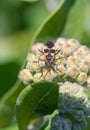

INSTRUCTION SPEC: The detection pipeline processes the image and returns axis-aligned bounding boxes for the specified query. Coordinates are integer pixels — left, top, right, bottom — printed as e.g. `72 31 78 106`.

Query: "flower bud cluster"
19 38 90 88
56 82 90 130
51 115 71 130
55 38 90 87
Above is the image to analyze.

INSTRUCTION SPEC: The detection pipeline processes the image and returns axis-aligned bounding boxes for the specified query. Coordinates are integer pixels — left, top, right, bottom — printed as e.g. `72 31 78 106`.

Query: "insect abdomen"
46 54 54 65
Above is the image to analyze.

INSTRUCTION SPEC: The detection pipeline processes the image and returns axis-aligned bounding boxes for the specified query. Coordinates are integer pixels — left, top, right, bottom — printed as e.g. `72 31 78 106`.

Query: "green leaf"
21 0 39 2
0 62 20 98
15 82 59 130
0 30 33 64
60 0 90 47
84 88 90 99
84 117 90 130
0 81 25 128
0 124 18 130
33 0 74 43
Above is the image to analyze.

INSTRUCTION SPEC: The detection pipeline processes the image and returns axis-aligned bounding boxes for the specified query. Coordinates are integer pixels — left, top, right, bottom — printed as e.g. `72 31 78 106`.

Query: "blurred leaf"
0 81 25 128
84 88 90 99
21 0 39 2
84 117 90 130
0 30 33 64
60 0 90 47
0 62 20 97
0 30 33 99
0 124 18 130
26 1 49 29
15 82 59 130
0 30 34 120
45 0 61 12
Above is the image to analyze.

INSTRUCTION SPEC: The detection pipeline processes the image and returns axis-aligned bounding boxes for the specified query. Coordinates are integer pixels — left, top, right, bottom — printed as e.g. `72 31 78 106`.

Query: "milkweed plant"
19 38 90 130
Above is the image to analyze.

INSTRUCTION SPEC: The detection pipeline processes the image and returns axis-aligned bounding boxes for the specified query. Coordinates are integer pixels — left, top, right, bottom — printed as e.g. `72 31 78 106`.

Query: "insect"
39 41 60 66
38 41 62 78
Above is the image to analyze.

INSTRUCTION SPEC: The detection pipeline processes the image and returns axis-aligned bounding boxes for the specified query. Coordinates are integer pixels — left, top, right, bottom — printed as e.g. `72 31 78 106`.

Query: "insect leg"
33 61 39 63
55 49 60 55
54 57 61 61
43 69 52 79
51 65 56 72
54 55 64 61
38 66 46 78
52 63 62 73
43 70 48 78
52 62 58 66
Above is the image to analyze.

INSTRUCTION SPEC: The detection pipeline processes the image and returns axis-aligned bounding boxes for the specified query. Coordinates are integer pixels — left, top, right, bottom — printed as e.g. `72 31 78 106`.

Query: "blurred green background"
0 0 56 98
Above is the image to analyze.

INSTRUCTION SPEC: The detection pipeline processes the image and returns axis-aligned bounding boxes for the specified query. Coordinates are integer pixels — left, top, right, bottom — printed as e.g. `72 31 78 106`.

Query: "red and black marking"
38 41 60 66
44 41 55 66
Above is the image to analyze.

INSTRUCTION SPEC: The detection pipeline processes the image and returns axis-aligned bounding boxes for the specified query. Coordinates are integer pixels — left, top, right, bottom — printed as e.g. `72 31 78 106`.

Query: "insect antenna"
38 49 44 54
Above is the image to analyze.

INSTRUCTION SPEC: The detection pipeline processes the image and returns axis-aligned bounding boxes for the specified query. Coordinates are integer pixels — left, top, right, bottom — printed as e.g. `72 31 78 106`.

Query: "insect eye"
44 49 49 53
50 49 55 53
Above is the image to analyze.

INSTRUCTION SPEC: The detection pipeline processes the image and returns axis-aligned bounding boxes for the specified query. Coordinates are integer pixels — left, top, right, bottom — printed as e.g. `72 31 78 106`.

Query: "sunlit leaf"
61 0 90 47
0 30 33 64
